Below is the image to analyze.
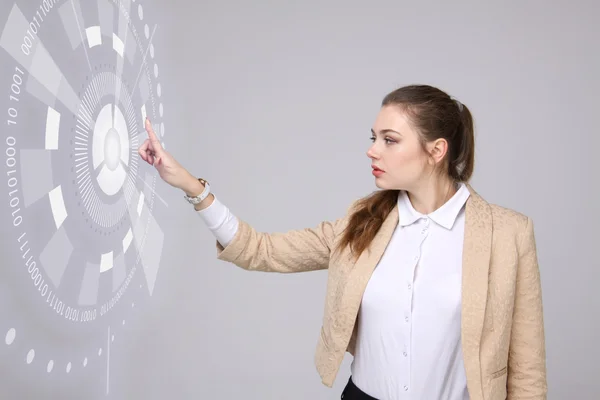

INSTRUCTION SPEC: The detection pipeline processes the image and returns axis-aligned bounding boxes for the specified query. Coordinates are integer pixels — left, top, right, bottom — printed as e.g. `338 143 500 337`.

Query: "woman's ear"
427 138 449 164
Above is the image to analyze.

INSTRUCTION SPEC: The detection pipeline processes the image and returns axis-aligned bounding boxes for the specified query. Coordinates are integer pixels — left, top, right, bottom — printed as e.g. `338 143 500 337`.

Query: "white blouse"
197 183 472 400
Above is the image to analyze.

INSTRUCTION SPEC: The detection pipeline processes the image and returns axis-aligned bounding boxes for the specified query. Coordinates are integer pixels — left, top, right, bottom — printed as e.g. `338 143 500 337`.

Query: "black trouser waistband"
341 376 378 400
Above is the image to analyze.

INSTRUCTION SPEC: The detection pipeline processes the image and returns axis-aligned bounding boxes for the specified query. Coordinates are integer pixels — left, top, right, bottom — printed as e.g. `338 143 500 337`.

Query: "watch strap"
183 178 211 205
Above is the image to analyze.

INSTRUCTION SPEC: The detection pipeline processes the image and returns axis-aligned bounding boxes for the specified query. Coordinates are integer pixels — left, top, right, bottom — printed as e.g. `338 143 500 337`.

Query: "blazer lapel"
461 184 493 400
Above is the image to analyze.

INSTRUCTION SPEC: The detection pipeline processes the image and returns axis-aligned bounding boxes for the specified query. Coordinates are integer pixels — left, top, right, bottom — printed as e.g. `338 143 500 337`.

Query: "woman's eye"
369 136 395 144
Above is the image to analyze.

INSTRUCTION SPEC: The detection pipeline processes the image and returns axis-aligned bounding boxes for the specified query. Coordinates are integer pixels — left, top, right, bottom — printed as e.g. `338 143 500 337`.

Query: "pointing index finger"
145 118 162 149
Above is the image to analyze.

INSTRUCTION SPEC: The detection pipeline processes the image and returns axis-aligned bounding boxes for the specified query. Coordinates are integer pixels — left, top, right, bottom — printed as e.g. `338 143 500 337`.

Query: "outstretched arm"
214 214 346 273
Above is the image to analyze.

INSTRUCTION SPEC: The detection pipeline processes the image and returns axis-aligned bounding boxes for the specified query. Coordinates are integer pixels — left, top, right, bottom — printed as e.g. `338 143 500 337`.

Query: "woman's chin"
374 178 389 189
374 177 403 191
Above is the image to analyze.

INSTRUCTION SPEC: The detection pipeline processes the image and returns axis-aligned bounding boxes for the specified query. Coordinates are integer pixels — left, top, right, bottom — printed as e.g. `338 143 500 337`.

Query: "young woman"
139 84 547 400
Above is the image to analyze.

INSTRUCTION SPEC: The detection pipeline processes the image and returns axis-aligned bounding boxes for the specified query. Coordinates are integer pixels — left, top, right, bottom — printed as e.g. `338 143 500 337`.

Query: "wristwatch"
183 178 211 205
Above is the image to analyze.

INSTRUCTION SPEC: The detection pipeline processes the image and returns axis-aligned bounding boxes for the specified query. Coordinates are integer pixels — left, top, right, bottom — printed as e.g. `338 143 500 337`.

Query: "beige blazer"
214 184 547 400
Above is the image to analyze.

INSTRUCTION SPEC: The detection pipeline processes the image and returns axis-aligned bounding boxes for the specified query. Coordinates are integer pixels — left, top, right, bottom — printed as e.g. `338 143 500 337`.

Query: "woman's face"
366 105 438 191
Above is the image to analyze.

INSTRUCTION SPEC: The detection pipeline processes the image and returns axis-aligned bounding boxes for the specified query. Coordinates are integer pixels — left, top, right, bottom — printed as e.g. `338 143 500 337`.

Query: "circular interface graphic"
0 0 168 395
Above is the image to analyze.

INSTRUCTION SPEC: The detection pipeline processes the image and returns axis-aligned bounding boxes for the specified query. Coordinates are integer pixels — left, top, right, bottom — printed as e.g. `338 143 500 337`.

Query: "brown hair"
334 84 475 262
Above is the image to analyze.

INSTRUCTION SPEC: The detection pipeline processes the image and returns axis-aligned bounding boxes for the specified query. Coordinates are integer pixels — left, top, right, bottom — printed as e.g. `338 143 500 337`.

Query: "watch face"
0 0 169 397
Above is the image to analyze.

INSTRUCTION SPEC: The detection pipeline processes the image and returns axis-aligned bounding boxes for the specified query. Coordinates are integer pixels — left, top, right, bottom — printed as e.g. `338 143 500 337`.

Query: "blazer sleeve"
213 202 356 273
507 216 548 399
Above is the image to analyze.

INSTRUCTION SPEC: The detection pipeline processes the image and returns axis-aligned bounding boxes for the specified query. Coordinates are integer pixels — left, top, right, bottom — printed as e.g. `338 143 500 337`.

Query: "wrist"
193 192 214 211
182 175 204 197
182 175 214 211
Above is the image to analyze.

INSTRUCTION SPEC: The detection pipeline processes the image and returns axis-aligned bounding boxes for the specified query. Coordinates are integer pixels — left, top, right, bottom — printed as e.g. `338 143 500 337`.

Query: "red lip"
371 164 385 177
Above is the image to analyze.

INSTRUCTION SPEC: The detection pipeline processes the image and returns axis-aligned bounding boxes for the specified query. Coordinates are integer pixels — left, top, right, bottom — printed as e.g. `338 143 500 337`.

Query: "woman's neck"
407 178 458 215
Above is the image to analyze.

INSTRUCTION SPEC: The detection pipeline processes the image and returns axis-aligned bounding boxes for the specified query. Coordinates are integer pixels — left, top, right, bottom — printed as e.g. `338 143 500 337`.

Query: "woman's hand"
138 118 195 191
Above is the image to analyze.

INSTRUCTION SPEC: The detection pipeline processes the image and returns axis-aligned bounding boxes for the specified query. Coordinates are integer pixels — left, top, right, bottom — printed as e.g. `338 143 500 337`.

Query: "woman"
138 84 547 400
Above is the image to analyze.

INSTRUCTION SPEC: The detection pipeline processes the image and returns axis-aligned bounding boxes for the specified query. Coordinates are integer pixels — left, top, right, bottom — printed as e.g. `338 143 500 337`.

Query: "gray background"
2 0 599 398
135 0 598 398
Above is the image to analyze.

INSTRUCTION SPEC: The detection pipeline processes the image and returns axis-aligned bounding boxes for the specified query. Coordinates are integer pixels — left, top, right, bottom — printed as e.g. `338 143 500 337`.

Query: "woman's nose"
366 145 379 159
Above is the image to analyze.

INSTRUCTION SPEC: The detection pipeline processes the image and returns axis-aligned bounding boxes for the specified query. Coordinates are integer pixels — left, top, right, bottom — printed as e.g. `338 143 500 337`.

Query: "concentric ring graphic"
78 71 137 226
0 0 168 396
